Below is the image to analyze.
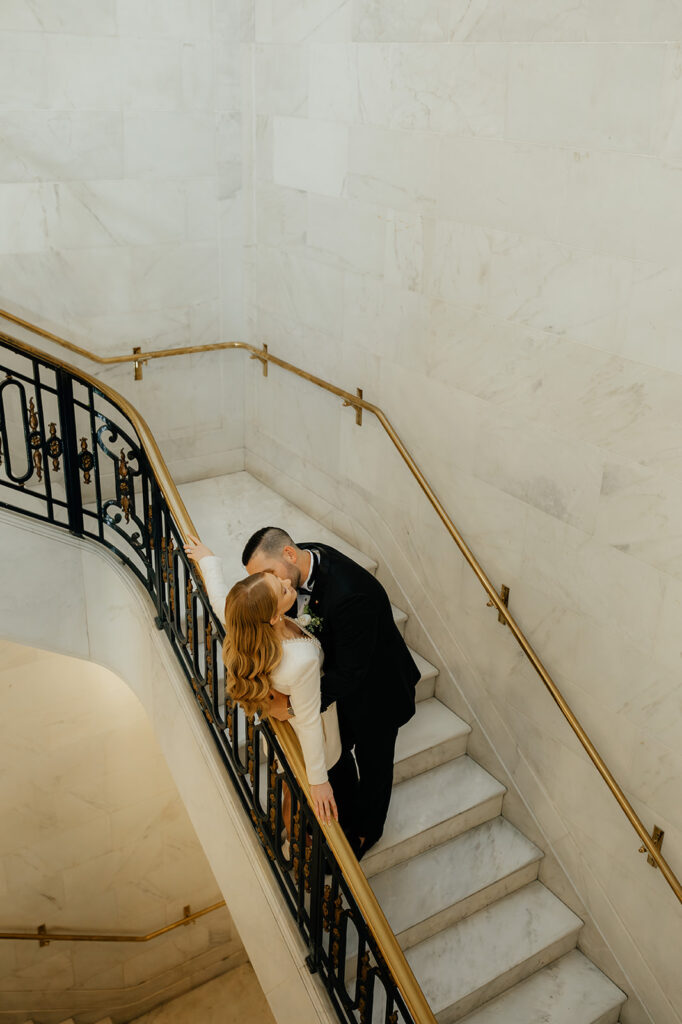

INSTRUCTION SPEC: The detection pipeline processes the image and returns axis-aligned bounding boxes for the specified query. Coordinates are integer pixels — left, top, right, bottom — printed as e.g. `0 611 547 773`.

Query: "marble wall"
240 4 682 1023
130 963 275 1024
0 638 247 1024
0 0 249 481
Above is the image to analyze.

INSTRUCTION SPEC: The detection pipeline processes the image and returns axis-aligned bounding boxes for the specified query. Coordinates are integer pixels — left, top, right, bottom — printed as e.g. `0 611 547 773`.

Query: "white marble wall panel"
122 38 183 110
255 45 308 116
310 44 358 121
0 32 47 109
255 247 345 335
506 45 666 153
46 34 122 109
348 125 440 210
436 137 568 238
123 112 216 179
454 1 682 43
307 195 386 274
255 183 307 248
621 262 682 375
352 0 476 43
0 0 117 36
273 116 348 196
116 0 213 39
656 44 682 163
255 0 353 44
473 408 604 532
357 44 507 136
0 111 124 182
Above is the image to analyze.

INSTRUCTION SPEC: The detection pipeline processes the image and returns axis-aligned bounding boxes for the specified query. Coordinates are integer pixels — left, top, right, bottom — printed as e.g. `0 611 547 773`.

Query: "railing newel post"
306 817 325 976
55 368 83 536
150 483 165 629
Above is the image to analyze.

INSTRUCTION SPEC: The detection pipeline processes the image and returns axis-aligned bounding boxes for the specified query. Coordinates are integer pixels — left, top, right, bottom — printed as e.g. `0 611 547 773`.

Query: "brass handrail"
0 901 226 944
2 308 680 906
0 327 438 1024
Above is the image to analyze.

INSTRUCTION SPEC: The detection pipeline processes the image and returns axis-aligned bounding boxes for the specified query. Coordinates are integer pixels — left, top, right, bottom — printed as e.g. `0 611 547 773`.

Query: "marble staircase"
180 472 627 1024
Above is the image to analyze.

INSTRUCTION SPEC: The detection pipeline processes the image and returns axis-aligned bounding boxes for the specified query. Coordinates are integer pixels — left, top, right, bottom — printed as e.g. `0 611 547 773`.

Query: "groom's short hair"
242 526 295 566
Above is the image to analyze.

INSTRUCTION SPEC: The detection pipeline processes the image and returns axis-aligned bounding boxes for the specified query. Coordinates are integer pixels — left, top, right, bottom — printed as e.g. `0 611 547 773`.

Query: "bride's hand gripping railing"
0 329 437 1024
2 305 679 905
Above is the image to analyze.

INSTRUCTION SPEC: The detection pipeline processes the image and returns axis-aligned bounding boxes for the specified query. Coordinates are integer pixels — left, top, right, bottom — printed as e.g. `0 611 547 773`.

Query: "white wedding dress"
199 555 342 785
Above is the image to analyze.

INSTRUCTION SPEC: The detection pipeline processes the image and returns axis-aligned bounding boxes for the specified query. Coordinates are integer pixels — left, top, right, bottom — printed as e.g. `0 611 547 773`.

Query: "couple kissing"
184 526 420 860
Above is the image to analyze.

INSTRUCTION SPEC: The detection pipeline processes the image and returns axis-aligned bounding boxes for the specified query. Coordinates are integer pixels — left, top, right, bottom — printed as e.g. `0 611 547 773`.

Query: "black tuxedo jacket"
299 542 419 729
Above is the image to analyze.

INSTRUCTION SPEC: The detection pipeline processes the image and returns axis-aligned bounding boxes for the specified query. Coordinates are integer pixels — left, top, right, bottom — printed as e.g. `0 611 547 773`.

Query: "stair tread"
366 757 505 860
177 472 377 576
395 697 470 767
370 818 543 940
405 882 582 1017
392 603 408 630
458 949 626 1024
410 648 438 681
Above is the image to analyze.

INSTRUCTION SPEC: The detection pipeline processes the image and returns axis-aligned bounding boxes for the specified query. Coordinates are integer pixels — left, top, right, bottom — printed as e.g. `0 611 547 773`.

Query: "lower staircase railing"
0 329 437 1024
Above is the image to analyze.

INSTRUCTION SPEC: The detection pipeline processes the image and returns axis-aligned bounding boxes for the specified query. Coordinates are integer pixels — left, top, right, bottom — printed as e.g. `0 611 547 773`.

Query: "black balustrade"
0 333 414 1024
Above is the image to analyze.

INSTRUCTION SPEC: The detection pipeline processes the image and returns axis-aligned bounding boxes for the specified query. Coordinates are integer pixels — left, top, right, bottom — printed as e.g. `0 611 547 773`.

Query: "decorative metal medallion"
118 448 131 522
46 423 63 472
28 398 43 482
78 437 93 484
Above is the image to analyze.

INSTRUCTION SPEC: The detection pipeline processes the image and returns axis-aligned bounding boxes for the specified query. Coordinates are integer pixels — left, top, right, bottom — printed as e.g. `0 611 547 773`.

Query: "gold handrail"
2 309 680 907
0 901 226 944
0 327 438 1024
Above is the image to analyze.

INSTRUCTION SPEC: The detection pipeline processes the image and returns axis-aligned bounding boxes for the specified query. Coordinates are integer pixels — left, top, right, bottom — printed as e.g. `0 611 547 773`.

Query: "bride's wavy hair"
222 572 283 718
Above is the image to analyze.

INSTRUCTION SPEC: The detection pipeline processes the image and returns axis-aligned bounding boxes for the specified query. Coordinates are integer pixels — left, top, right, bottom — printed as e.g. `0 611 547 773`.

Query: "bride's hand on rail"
183 533 214 562
310 782 338 825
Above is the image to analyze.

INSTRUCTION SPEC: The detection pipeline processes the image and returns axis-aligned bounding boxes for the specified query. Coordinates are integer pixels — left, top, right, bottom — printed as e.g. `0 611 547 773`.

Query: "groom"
242 526 420 857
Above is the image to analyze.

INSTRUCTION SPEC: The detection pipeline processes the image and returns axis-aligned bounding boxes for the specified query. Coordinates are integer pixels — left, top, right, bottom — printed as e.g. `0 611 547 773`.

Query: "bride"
184 534 341 826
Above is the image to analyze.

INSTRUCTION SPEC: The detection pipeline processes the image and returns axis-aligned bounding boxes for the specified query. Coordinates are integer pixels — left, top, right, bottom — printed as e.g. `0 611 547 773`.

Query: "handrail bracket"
487 584 510 625
640 825 665 867
343 387 364 426
250 343 269 376
133 346 149 381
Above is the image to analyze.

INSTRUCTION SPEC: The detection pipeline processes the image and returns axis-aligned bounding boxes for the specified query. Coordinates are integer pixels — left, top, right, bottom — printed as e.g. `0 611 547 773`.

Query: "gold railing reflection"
2 305 680 908
0 900 226 944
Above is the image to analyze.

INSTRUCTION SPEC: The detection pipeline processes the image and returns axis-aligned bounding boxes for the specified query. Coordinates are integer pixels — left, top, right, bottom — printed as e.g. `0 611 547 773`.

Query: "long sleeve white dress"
199 555 341 785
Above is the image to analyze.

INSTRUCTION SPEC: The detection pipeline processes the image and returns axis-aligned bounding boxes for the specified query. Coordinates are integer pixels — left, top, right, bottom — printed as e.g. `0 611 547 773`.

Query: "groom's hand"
268 689 292 721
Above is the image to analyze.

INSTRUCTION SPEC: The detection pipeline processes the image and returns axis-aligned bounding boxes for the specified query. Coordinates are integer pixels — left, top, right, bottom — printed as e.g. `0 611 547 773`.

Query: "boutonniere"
296 600 324 637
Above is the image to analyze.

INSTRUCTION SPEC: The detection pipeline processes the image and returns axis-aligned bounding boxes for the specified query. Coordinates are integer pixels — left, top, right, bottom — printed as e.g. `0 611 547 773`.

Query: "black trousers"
329 711 399 856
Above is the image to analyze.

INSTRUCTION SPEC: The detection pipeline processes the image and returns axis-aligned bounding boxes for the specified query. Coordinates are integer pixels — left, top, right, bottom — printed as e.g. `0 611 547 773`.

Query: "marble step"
178 472 377 577
394 698 470 783
458 949 626 1024
411 648 438 701
370 818 543 950
406 882 583 1023
362 757 506 877
392 603 408 635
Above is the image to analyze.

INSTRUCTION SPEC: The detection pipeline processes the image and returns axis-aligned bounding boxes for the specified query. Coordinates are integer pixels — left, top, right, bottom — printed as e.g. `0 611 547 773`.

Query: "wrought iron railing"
0 329 436 1024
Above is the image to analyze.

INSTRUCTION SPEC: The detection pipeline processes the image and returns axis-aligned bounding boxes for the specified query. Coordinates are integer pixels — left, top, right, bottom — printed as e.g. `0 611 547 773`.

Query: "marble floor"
130 963 276 1024
177 470 376 587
